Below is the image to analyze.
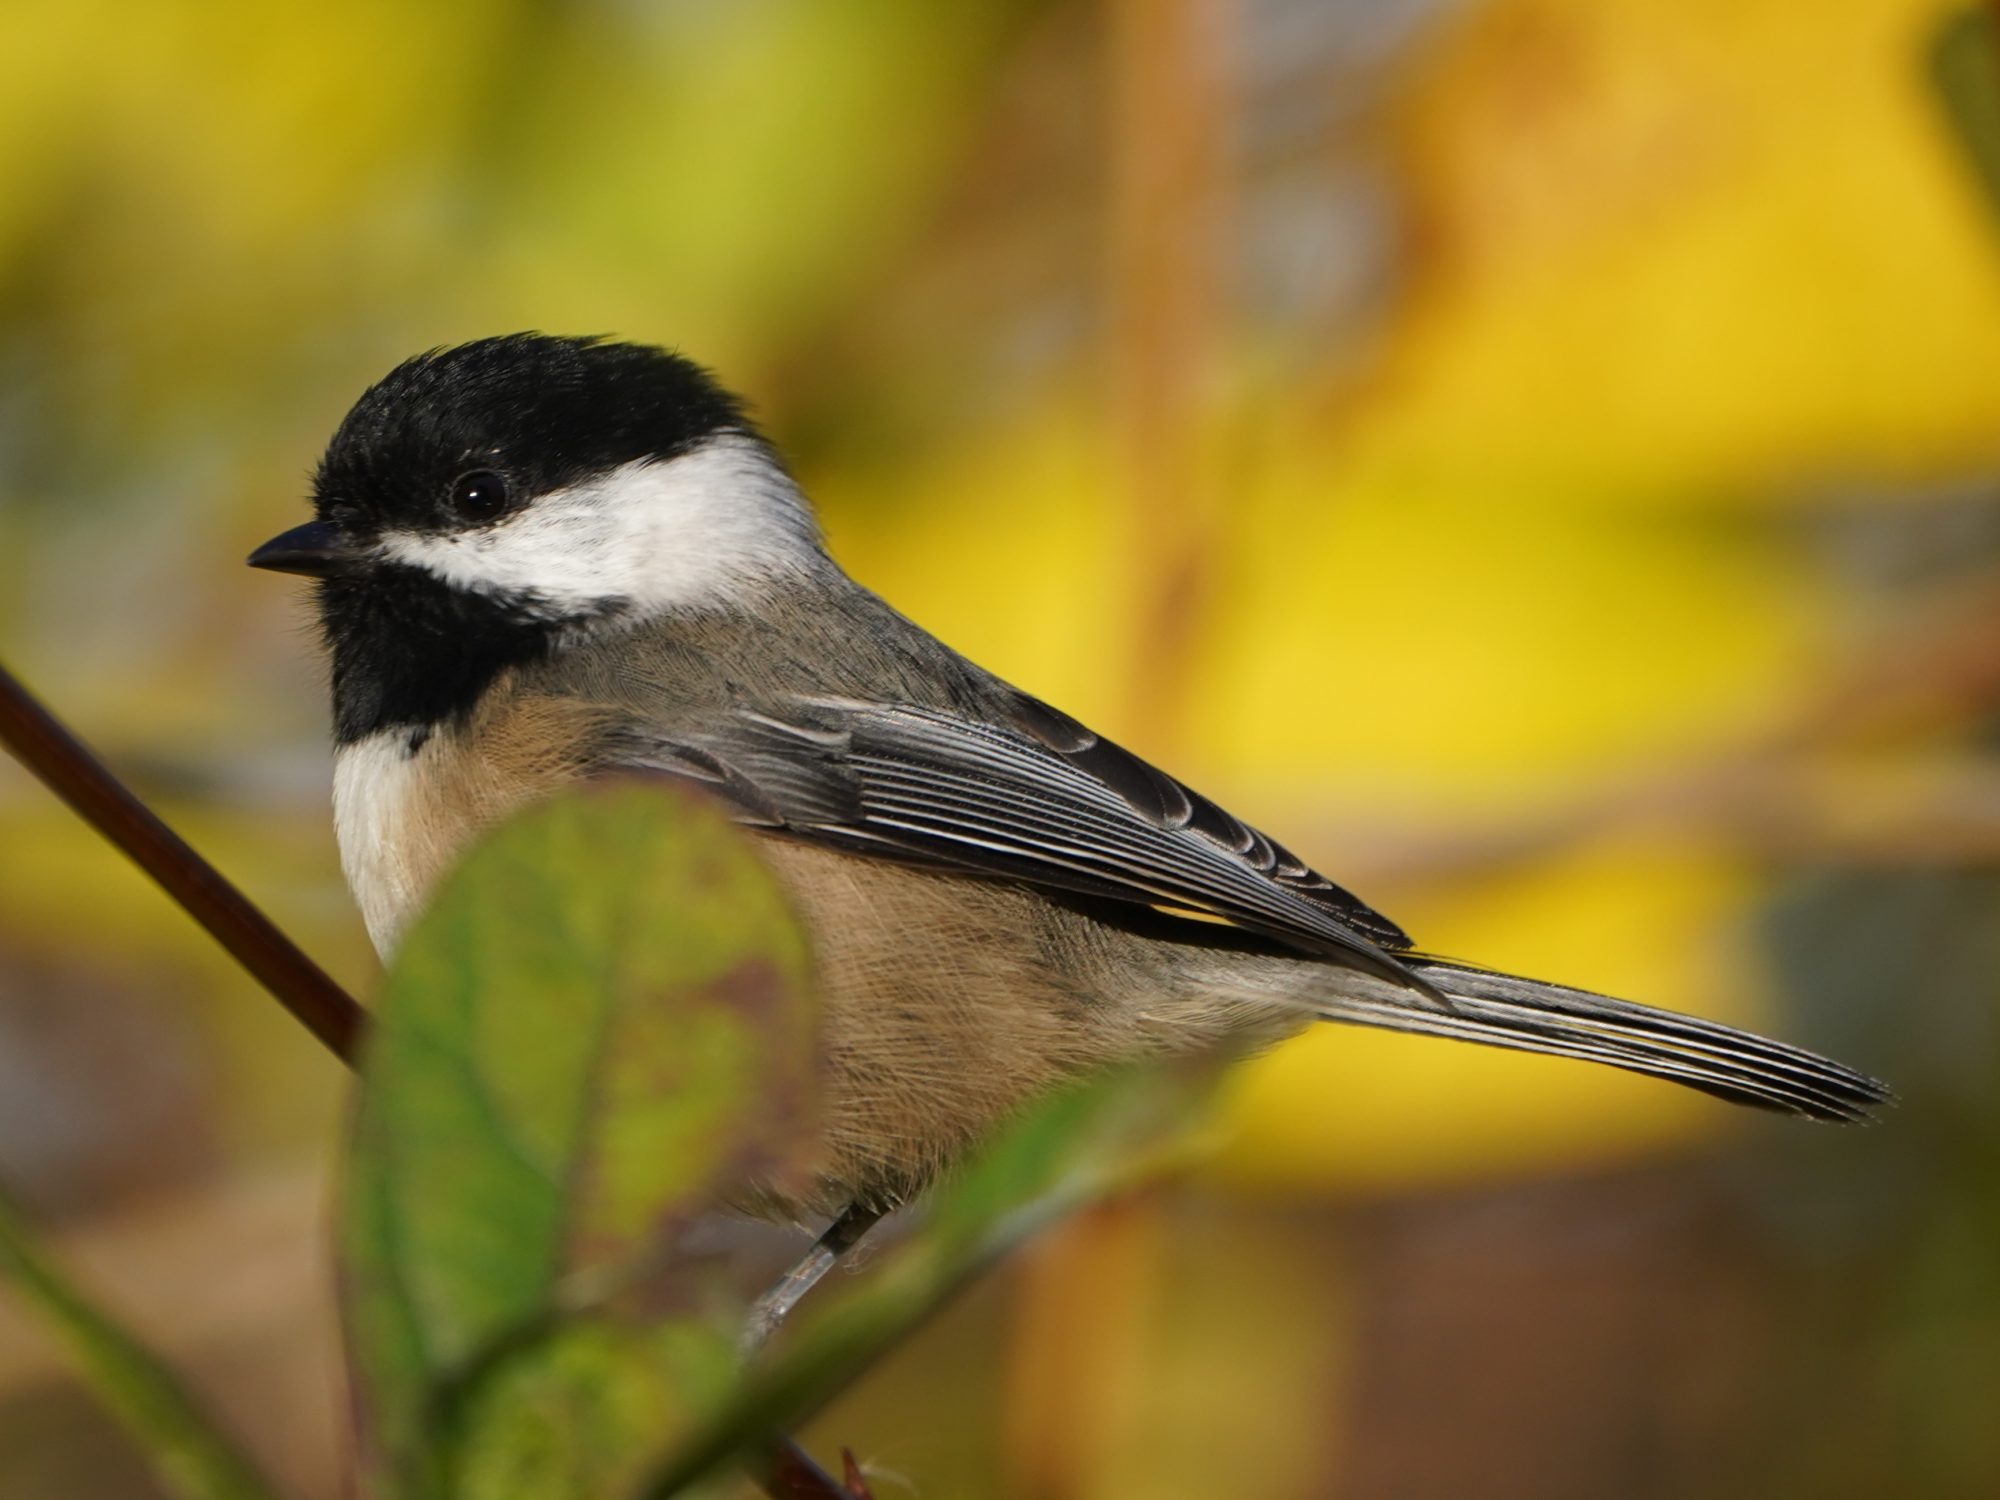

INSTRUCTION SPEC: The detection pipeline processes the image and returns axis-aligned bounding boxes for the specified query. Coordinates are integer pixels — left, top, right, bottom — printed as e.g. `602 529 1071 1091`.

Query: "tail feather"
1316 959 1889 1123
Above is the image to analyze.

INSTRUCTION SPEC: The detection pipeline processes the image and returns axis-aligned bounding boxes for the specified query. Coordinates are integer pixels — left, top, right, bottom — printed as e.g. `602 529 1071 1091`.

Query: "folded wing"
615 690 1430 995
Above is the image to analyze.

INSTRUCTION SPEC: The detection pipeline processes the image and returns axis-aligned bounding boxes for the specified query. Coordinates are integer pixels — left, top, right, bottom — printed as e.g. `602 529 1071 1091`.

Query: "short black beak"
247 521 366 578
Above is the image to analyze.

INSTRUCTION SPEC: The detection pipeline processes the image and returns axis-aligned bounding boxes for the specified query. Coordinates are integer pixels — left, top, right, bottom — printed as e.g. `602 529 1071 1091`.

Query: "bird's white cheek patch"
375 437 821 618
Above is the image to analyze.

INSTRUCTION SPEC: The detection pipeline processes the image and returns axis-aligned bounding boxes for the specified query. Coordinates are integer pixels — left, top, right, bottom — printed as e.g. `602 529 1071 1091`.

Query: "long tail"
1315 958 1890 1123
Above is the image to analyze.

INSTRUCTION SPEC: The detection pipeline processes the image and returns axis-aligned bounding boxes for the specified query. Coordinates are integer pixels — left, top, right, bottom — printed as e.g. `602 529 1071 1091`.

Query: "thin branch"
1107 0 1235 751
839 1450 878 1499
0 659 852 1500
0 660 362 1063
1328 579 2000 888
767 1443 873 1499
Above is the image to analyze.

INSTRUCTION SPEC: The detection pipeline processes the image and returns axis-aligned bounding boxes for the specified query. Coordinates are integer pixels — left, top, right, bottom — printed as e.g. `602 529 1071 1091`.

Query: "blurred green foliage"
1932 4 2000 221
343 782 813 1498
0 1180 280 1500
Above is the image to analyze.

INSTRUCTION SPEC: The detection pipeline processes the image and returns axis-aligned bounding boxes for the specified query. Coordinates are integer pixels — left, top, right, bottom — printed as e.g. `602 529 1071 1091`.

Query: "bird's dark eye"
448 469 513 524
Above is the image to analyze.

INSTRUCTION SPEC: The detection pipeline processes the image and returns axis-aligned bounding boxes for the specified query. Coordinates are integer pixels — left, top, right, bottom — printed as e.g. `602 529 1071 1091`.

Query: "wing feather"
616 692 1431 996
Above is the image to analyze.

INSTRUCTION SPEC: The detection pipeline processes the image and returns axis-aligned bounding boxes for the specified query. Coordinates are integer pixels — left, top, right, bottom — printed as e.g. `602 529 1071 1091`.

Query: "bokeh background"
3 0 1998 1495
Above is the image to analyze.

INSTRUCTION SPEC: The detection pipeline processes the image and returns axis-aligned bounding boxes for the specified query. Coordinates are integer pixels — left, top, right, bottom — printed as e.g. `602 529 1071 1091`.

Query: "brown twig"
0 658 851 1500
839 1448 877 1499
0 660 362 1063
1326 579 2000 888
766 1444 860 1498
1106 0 1234 753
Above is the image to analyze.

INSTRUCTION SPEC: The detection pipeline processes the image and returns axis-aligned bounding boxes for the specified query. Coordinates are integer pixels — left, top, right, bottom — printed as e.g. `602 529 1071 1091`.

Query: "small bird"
251 334 1886 1215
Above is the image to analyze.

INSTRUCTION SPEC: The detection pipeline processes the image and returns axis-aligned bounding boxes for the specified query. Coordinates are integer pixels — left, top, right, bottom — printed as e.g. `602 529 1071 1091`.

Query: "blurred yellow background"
2 0 1997 1496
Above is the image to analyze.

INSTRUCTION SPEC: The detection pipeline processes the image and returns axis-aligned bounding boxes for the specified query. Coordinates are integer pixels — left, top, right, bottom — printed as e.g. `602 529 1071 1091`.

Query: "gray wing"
613 688 1434 995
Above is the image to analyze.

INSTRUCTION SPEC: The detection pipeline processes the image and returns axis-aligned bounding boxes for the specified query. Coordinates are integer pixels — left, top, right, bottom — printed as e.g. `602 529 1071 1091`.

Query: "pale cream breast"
332 731 437 955
332 685 609 955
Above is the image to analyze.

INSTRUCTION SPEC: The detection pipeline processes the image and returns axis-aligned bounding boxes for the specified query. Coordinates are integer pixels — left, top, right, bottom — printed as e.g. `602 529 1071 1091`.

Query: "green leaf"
1932 5 2000 224
0 1179 284 1500
637 1061 1213 1500
452 1321 741 1500
340 779 819 1499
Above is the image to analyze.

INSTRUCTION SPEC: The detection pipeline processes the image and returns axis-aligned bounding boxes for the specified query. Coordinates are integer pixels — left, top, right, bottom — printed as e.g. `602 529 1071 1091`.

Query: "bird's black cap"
258 334 755 746
311 334 752 536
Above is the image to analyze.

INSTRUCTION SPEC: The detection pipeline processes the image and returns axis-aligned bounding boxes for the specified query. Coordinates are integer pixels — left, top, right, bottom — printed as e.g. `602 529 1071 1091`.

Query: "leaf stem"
0 1179 287 1500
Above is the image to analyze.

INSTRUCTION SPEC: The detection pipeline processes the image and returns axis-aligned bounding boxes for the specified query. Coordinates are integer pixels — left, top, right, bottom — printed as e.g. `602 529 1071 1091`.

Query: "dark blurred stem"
0 659 853 1500
838 1449 877 1499
764 1444 863 1499
0 659 363 1062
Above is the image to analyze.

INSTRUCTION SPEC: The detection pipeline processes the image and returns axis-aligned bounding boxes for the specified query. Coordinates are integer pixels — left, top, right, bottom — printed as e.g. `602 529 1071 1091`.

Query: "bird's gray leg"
741 1201 885 1357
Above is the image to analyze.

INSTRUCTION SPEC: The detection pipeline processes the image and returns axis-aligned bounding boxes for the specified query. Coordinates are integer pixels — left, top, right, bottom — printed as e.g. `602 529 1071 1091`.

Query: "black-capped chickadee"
250 334 1886 1213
